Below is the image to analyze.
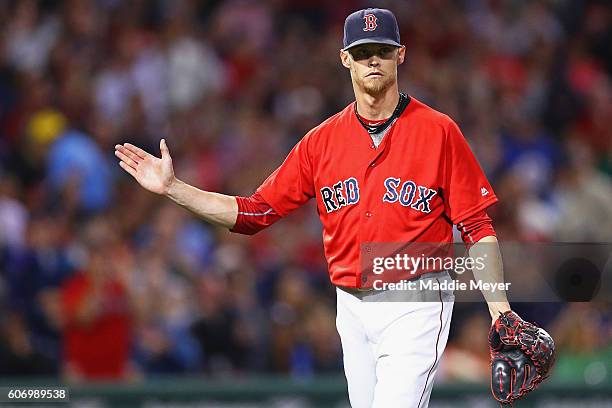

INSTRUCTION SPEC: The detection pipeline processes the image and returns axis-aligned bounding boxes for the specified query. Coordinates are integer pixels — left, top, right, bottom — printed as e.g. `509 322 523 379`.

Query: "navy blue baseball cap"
343 8 401 51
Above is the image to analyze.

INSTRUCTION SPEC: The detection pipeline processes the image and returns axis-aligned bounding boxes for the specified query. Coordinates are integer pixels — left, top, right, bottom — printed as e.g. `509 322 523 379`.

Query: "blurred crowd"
0 0 610 385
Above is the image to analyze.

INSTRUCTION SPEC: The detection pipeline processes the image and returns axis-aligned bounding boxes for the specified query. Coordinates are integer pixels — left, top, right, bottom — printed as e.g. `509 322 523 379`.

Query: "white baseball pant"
335 274 454 408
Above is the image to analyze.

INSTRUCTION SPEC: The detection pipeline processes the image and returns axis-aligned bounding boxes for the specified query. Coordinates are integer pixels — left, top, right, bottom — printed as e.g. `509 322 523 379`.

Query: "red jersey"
61 273 132 379
239 97 498 288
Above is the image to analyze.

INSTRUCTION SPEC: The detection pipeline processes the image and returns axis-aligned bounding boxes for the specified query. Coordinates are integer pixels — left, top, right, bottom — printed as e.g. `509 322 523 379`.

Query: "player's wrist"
163 176 181 198
488 301 511 323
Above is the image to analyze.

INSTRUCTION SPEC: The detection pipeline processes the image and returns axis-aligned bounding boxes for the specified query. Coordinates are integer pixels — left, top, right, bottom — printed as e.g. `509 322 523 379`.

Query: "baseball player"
115 8 554 407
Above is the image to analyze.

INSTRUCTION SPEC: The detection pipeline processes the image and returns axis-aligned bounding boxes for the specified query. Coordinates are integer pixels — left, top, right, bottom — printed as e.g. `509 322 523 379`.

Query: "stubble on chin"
356 73 396 96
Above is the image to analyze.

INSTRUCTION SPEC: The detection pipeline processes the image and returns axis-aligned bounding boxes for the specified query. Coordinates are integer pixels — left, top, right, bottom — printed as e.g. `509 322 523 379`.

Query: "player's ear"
397 46 406 65
340 49 351 69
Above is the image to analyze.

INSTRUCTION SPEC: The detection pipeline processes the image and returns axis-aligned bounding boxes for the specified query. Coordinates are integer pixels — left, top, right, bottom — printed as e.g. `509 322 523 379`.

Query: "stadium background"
0 0 610 406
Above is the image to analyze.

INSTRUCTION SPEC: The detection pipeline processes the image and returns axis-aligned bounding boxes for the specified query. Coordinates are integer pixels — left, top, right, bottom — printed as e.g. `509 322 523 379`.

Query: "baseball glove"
489 311 555 405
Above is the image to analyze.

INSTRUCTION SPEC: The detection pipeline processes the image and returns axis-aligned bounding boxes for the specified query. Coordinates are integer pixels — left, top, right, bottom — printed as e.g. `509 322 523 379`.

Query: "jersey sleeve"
457 209 496 249
230 192 281 235
442 119 498 224
255 133 315 217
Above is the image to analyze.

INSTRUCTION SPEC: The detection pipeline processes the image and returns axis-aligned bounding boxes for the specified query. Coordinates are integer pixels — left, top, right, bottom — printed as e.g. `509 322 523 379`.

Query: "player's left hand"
488 311 555 405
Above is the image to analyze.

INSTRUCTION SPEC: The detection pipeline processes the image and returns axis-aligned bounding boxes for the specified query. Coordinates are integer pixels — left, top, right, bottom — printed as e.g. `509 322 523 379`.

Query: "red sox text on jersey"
320 176 439 214
251 97 498 288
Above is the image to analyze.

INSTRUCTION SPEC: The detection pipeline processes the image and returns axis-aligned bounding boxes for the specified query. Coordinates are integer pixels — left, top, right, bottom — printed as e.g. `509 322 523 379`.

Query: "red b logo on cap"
363 14 377 31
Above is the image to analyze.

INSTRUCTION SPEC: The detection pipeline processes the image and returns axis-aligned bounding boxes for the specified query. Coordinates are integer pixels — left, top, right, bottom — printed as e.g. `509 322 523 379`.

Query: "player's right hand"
114 139 175 196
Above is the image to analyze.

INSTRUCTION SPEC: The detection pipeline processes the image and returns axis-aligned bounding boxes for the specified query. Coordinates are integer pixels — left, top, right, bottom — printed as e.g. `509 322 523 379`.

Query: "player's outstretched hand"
114 139 175 195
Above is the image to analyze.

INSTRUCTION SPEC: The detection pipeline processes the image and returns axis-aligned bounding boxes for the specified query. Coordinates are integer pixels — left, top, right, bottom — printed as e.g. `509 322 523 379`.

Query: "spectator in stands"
0 310 56 377
60 218 136 381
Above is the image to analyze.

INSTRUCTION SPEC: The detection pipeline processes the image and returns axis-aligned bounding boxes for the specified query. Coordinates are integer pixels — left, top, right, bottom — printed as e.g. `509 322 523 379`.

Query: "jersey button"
370 162 376 167
370 144 375 149
365 211 372 218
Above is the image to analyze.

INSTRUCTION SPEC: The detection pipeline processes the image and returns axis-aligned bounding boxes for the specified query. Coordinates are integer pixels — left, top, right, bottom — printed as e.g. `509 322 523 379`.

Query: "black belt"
336 270 449 295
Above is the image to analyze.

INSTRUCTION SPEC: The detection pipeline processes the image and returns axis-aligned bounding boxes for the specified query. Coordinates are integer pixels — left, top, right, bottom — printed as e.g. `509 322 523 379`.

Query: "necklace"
355 93 410 135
